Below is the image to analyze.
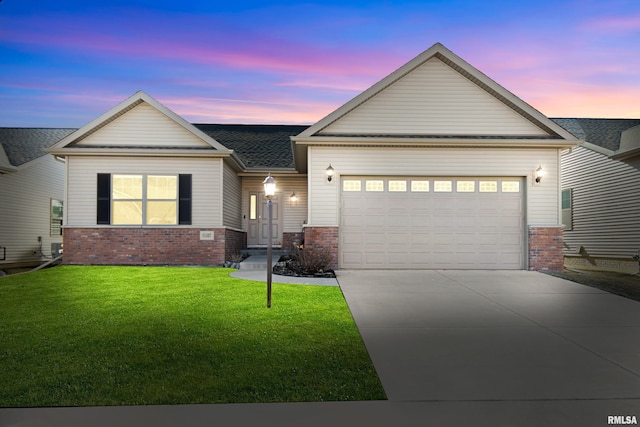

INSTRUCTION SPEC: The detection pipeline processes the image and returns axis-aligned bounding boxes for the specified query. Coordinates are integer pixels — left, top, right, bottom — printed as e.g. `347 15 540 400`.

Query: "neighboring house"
0 128 75 271
48 43 580 271
554 118 640 274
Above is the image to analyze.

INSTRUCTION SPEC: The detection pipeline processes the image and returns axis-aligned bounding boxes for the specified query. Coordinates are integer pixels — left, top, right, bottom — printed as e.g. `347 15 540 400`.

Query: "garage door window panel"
411 181 430 192
434 181 452 192
366 180 384 192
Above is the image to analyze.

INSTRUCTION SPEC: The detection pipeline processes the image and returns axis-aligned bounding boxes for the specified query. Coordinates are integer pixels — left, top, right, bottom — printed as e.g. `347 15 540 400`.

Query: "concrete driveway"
337 270 640 422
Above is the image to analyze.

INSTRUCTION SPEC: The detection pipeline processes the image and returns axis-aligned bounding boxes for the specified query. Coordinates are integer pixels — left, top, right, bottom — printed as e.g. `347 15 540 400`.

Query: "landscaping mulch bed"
544 269 640 302
273 255 336 278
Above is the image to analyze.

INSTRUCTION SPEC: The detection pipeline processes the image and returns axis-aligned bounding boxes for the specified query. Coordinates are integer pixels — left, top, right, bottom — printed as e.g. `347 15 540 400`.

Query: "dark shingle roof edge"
0 128 77 166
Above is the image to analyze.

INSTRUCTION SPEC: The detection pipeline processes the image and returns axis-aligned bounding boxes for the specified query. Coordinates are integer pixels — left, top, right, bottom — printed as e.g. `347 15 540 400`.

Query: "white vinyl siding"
66 156 223 227
241 176 308 233
0 155 64 265
223 163 242 229
308 146 560 227
319 57 549 137
562 145 640 258
76 103 212 148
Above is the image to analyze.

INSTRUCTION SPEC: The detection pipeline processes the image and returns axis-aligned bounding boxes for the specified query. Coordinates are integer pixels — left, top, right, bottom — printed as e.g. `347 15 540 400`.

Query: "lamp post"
263 173 276 308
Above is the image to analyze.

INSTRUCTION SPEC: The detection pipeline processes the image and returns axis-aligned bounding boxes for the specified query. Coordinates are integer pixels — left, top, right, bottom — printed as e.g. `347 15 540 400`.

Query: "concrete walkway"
3 270 640 426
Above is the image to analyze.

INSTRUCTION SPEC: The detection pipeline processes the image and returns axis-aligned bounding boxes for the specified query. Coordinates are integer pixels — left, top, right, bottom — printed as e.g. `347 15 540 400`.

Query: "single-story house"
47 43 581 271
553 118 640 274
0 128 75 270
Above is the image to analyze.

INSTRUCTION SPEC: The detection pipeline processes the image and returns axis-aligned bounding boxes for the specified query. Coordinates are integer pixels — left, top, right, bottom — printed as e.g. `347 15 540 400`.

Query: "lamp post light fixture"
262 173 276 308
325 164 335 182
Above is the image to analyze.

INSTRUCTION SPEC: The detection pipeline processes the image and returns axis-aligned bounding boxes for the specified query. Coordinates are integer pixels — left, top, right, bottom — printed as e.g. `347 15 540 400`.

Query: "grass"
0 266 385 407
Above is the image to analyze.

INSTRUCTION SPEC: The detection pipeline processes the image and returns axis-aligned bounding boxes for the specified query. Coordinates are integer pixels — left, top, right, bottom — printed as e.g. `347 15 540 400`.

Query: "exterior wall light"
262 173 276 308
290 191 297 202
535 165 544 183
325 164 335 182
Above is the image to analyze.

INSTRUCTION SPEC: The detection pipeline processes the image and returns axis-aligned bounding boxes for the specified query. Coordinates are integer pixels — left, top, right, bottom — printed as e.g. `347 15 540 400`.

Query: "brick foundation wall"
528 226 564 272
302 226 339 270
63 227 246 266
224 228 247 261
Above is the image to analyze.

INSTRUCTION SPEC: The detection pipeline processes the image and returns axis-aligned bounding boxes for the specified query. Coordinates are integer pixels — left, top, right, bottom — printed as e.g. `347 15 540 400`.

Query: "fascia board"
611 147 640 161
579 141 616 157
0 165 17 173
46 147 235 158
292 136 581 149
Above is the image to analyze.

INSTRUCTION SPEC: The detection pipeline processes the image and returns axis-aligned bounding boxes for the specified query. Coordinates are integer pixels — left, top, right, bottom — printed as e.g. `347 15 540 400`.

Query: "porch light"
325 164 335 182
535 165 544 183
290 191 297 202
262 173 277 308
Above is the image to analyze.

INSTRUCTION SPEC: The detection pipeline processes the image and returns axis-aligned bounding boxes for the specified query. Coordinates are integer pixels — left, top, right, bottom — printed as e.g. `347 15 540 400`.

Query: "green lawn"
0 266 385 407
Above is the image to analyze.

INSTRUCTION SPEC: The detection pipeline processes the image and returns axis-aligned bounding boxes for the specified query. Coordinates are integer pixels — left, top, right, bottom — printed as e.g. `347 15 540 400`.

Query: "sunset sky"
1 0 639 127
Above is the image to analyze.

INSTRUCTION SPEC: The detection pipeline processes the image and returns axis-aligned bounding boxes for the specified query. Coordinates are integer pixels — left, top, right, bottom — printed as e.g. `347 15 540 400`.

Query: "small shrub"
295 247 334 275
228 251 246 263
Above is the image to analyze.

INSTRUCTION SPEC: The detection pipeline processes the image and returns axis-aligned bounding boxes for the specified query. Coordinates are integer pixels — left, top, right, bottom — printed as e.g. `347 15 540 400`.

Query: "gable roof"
0 128 76 172
194 124 308 170
295 43 577 143
48 91 234 157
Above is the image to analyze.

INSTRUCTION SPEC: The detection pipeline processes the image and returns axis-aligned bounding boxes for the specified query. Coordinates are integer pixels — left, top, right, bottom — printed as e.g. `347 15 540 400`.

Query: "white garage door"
340 177 524 269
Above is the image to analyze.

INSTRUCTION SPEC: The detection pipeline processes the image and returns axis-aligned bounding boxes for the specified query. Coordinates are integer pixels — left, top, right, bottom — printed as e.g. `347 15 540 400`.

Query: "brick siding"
63 227 246 266
302 226 339 270
528 226 564 272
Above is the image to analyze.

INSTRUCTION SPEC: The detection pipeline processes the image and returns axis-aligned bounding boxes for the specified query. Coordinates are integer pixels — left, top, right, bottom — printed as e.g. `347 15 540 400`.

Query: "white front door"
248 192 283 246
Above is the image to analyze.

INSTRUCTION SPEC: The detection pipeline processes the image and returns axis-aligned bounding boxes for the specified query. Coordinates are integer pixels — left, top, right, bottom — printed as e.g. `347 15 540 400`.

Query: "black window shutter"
97 174 111 224
178 174 192 225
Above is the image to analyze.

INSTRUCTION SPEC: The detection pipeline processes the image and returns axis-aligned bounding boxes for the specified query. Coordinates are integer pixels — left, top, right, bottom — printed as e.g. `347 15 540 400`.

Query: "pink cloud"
164 96 335 125
582 15 640 34
1 13 400 82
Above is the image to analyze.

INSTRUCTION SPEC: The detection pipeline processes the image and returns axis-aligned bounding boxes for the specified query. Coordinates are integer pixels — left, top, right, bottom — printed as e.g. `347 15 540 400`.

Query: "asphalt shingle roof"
194 124 309 169
552 118 640 151
0 128 77 166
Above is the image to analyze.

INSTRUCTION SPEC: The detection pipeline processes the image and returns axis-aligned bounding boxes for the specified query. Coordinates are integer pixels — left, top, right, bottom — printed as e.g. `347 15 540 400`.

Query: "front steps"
238 248 286 271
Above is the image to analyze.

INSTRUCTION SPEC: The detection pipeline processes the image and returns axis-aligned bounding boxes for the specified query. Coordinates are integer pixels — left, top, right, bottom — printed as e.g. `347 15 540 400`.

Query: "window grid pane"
147 176 177 200
456 181 475 192
366 180 384 192
147 201 177 224
502 181 520 192
561 189 572 209
411 181 430 192
112 201 143 225
250 195 257 220
343 180 362 192
434 181 452 192
479 181 498 192
388 180 407 192
113 175 142 199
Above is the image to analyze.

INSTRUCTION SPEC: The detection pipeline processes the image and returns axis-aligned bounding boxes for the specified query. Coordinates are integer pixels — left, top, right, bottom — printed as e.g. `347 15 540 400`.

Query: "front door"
248 192 283 246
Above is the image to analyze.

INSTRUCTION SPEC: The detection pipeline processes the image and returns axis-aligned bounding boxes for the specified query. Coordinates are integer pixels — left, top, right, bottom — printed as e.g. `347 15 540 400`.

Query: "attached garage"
292 43 581 272
340 177 525 269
